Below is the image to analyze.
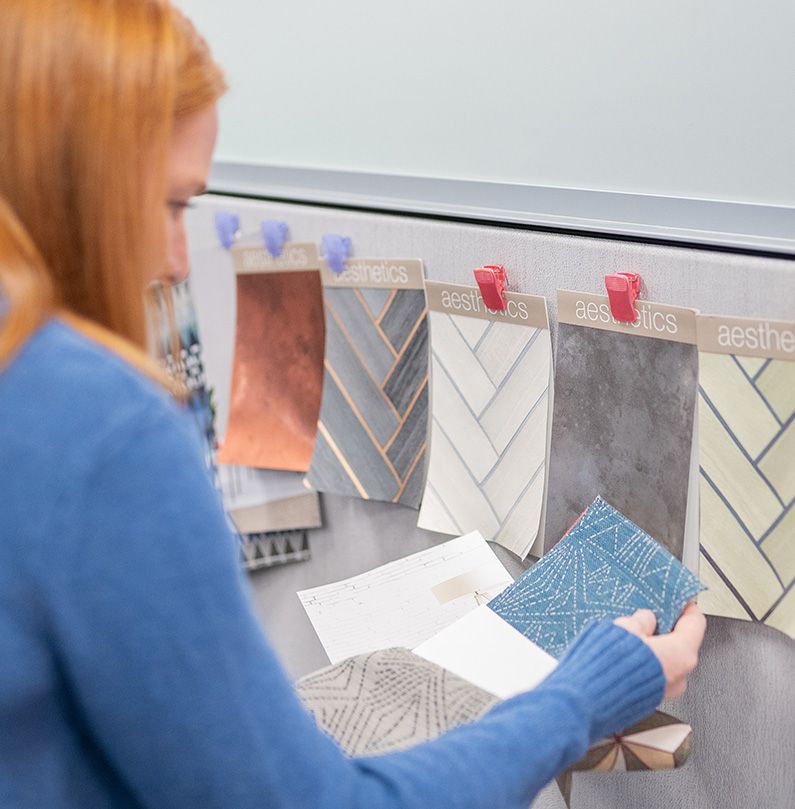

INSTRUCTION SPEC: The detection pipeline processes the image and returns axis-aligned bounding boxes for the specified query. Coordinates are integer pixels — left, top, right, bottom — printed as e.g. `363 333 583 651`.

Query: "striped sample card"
544 291 699 559
219 243 325 472
417 282 552 558
305 259 428 505
490 496 705 658
696 315 795 639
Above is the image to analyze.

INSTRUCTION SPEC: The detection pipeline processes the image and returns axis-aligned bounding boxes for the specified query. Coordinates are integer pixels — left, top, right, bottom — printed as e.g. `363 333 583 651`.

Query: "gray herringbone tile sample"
306 287 429 506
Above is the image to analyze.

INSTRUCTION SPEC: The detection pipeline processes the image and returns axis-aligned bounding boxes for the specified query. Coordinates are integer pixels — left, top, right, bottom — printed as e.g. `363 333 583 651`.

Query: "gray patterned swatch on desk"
544 324 698 558
296 647 496 756
490 496 705 658
296 645 694 806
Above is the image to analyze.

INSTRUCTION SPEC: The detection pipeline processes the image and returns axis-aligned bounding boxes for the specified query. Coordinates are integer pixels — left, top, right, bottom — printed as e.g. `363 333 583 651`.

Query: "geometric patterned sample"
558 710 693 806
219 270 326 472
306 287 428 506
489 496 705 658
417 312 552 558
296 647 497 756
239 528 311 572
544 324 698 559
697 352 795 639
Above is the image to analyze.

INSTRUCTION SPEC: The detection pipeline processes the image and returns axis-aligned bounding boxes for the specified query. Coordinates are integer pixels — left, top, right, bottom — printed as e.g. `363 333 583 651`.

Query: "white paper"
297 532 513 664
414 605 558 699
217 464 312 512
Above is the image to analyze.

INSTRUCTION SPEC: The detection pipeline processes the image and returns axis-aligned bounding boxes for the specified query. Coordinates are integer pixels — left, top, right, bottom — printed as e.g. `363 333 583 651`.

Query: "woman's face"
163 105 219 284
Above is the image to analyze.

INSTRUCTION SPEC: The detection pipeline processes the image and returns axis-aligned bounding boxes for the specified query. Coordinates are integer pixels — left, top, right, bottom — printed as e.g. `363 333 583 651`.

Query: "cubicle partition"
186 189 794 809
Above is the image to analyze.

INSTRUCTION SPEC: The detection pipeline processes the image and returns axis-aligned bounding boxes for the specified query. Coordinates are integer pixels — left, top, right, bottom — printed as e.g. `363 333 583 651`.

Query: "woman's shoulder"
0 318 185 466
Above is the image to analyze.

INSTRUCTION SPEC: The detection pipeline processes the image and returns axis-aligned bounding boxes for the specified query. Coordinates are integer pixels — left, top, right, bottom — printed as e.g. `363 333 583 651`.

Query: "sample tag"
320 258 424 289
697 314 795 361
425 281 549 328
557 289 697 344
232 242 320 273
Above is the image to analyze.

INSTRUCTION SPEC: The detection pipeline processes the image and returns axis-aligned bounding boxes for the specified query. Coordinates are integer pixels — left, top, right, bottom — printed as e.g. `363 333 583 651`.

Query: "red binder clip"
604 272 641 323
474 264 507 311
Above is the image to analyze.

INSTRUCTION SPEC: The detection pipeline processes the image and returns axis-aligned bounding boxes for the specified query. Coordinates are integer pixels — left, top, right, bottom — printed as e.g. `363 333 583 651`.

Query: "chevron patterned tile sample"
296 647 498 756
696 315 795 639
219 243 325 472
557 710 693 806
489 496 705 658
417 282 552 558
544 291 699 559
305 259 428 506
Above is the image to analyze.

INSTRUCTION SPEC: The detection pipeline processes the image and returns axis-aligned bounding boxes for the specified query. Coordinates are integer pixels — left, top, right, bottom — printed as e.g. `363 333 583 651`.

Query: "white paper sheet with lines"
297 533 514 663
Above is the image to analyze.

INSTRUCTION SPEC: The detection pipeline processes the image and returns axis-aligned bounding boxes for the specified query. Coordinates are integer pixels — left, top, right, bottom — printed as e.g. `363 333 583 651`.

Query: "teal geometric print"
488 497 705 658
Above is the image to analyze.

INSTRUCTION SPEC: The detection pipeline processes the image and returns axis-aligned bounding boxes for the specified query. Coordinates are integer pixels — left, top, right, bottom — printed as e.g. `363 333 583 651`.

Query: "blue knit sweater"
0 320 665 809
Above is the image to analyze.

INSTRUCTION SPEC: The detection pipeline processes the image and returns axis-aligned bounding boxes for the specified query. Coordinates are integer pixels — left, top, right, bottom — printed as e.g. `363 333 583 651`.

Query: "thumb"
614 608 657 638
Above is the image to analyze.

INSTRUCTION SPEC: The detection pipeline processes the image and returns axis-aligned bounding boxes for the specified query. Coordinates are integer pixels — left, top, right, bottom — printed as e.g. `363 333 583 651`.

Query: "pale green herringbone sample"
698 352 795 639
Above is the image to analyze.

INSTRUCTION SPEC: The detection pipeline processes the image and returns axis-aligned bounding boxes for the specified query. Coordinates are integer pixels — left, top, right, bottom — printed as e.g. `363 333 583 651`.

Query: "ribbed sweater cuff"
538 620 665 742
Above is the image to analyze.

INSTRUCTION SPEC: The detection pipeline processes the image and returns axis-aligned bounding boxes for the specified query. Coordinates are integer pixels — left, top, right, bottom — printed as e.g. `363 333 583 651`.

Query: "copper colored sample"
218 271 325 471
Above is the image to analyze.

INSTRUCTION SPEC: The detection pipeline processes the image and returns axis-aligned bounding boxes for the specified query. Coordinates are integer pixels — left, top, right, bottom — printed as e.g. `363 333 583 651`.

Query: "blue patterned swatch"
488 496 705 658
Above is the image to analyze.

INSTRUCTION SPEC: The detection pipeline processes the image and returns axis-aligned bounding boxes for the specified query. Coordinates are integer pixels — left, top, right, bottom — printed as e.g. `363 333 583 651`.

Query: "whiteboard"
178 0 795 207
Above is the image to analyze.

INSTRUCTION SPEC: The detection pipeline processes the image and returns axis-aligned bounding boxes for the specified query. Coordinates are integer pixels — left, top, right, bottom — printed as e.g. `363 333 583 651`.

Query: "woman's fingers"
615 603 706 700
673 602 707 647
613 608 658 638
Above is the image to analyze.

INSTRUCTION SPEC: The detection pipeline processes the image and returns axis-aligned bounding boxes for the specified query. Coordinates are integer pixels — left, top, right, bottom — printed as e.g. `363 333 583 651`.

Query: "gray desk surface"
188 195 795 809
249 494 795 809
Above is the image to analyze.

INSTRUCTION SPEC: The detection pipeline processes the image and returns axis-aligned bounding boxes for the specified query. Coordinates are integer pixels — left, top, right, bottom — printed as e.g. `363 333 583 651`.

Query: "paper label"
557 289 697 344
697 314 795 360
232 242 321 274
320 258 424 289
425 281 549 328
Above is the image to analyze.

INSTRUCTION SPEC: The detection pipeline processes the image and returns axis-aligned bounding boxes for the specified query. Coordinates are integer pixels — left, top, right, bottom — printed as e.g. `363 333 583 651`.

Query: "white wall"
178 0 795 206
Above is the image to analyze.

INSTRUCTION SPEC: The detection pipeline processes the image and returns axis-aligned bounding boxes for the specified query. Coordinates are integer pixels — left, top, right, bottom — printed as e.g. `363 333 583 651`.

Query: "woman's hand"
614 603 706 699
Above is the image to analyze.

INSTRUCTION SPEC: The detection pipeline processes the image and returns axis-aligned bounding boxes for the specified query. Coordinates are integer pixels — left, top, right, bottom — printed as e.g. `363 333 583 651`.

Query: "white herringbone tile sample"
418 312 552 558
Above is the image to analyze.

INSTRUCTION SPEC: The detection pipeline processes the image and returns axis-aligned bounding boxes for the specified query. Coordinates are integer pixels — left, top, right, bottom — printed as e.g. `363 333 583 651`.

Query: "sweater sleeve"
45 397 664 809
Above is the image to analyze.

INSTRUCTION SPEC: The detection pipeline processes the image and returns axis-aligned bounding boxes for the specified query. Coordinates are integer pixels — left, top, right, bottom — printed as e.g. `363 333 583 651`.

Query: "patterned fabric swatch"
697 352 794 638
297 647 692 806
489 496 705 658
296 648 496 756
544 322 698 559
306 286 428 506
557 710 693 806
219 269 325 472
417 285 552 558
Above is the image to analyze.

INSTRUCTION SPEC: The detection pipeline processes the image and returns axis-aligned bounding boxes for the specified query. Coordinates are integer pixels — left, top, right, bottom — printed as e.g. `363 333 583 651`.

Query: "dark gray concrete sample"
544 324 698 558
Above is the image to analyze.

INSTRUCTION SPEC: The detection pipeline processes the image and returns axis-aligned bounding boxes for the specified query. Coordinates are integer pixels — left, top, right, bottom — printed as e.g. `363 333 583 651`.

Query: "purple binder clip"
214 211 240 250
321 233 352 274
260 220 289 258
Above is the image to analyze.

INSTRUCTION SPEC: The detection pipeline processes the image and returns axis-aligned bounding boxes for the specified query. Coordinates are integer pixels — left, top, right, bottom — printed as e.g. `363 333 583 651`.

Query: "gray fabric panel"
189 197 795 809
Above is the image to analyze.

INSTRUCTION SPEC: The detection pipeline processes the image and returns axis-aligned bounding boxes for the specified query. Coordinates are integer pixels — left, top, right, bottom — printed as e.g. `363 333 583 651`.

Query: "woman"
0 2 705 808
